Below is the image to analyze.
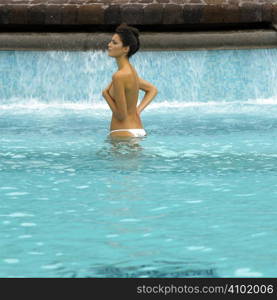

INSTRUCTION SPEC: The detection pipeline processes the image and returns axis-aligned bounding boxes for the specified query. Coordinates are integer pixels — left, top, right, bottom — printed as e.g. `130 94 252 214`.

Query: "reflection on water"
100 136 146 159
95 136 147 173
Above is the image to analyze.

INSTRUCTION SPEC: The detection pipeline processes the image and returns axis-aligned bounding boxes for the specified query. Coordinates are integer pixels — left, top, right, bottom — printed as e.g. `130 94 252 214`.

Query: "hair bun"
130 27 139 39
117 23 139 39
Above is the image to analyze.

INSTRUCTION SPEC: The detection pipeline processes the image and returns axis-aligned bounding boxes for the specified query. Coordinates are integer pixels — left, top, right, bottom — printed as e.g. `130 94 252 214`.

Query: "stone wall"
0 0 277 30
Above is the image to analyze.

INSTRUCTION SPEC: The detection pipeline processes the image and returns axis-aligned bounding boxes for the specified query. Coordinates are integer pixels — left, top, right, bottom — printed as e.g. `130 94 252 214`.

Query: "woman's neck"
116 55 130 71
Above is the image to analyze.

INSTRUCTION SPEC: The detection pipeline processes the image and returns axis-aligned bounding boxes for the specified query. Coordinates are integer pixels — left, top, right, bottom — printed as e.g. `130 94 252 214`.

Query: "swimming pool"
1 49 277 278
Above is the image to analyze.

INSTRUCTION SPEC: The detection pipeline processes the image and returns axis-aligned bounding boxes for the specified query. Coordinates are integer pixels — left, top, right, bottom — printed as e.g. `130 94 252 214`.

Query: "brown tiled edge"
2 30 277 51
0 1 276 30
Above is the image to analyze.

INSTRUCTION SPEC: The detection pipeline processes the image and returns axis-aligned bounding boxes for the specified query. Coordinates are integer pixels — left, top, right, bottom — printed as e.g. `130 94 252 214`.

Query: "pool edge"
1 30 277 51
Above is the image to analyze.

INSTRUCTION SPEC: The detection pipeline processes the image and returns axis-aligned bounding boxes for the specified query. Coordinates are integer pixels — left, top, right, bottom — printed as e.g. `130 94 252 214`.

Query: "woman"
102 23 158 138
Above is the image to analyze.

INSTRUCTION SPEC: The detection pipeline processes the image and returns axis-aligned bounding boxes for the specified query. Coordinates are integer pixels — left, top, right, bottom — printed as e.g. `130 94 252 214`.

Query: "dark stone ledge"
143 4 163 24
1 30 277 51
0 1 276 31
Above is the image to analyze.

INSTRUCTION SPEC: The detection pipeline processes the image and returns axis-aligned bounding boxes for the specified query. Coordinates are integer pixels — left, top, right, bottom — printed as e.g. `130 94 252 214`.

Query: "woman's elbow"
152 88 158 96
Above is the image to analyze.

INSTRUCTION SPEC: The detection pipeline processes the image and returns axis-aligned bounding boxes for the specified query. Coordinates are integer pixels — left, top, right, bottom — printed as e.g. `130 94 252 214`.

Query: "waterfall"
1 48 277 109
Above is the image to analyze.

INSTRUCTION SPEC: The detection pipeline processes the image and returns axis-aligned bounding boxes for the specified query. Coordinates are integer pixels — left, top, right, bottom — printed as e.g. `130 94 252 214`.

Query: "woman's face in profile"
108 34 129 58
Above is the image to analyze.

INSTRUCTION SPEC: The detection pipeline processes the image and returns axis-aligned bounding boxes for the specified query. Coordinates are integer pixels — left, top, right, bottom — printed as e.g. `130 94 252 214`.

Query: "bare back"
108 65 143 130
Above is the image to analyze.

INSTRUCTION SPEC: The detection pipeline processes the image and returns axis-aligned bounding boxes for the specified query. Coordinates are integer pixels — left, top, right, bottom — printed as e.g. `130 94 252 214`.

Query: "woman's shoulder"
112 71 132 84
113 70 130 78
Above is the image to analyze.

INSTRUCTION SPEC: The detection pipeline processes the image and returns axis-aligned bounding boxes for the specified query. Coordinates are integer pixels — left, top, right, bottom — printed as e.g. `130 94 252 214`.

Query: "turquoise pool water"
1 49 277 278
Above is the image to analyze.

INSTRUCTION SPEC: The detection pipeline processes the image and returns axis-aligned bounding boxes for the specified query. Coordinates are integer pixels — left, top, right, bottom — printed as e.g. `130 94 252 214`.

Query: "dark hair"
115 23 140 59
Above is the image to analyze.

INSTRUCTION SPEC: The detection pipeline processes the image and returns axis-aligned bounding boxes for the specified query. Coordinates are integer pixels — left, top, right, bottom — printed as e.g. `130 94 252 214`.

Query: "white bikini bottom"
109 128 147 137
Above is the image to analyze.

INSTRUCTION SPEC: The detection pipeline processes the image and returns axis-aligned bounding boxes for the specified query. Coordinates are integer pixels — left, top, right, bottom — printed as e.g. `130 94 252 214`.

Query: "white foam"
0 98 277 113
20 222 37 227
75 185 89 189
150 206 168 211
251 232 267 238
150 98 277 110
186 200 203 204
0 99 107 111
41 263 62 270
106 234 119 238
28 251 44 255
120 218 140 222
5 212 34 218
18 235 32 239
235 193 256 197
187 246 205 251
12 155 26 158
186 246 212 251
5 192 29 196
235 268 263 277
4 258 19 264
142 233 152 237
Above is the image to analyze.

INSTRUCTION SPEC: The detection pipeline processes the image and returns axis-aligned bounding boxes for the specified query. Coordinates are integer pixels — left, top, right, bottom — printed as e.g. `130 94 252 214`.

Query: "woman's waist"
111 113 143 129
110 123 144 130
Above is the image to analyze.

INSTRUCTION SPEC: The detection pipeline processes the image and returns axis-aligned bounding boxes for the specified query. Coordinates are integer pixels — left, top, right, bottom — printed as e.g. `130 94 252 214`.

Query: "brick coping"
0 1 276 30
1 1 277 50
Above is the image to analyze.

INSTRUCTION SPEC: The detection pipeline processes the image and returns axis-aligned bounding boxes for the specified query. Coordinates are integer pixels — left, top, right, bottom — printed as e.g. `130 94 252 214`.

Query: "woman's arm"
137 77 158 114
102 73 128 121
102 89 121 119
103 81 113 93
137 89 158 114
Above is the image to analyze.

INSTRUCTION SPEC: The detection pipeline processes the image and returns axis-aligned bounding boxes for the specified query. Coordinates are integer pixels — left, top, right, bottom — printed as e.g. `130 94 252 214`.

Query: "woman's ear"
123 45 130 56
